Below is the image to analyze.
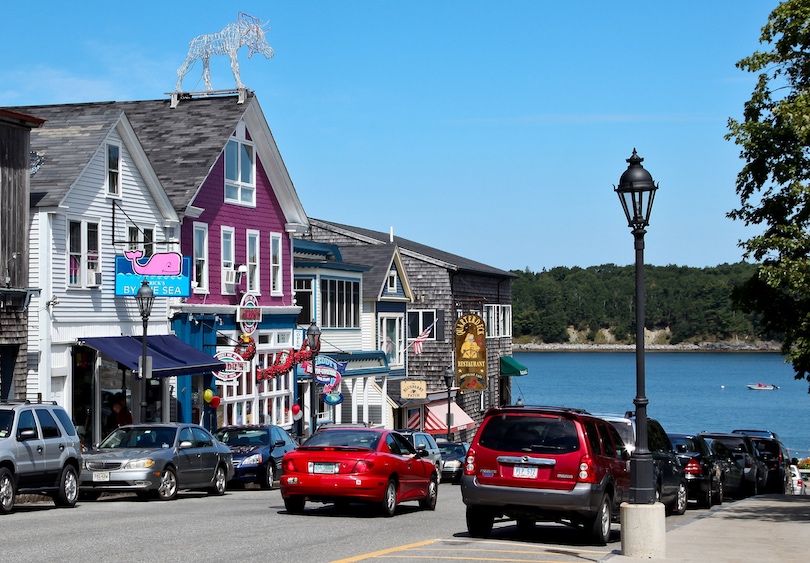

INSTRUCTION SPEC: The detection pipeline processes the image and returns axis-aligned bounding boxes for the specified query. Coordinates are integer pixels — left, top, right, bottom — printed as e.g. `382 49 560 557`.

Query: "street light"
306 320 321 437
443 367 454 442
135 280 154 423
615 149 664 558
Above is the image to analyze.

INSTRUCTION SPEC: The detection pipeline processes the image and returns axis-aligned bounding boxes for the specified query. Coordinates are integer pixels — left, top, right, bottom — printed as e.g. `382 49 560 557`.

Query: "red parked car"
280 426 438 516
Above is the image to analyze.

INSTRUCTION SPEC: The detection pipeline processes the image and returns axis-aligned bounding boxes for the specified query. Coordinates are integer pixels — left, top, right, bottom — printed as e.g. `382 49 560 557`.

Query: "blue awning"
79 335 224 378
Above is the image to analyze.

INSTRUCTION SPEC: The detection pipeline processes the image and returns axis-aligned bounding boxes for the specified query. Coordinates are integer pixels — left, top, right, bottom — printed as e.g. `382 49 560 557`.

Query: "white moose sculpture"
176 12 274 92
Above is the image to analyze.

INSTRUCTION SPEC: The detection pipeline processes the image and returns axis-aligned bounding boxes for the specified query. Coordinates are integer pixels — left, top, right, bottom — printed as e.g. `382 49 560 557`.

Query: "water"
512 351 810 459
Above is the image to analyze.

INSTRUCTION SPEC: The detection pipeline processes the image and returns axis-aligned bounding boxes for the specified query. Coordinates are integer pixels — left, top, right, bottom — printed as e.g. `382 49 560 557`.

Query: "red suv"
460 406 630 545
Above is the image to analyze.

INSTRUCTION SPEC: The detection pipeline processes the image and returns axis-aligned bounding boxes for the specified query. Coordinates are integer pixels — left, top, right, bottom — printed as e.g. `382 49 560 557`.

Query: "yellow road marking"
330 540 439 563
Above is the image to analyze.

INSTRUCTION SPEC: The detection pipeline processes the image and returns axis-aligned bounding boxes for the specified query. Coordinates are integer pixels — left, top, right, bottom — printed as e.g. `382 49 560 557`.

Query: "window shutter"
435 310 445 342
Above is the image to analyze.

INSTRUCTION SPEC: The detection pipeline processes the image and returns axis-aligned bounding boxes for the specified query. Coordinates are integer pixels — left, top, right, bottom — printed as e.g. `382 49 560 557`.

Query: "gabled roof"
310 218 516 279
338 244 412 301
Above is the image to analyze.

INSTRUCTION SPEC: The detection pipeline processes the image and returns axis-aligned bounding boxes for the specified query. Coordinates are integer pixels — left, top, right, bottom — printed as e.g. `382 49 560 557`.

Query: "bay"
512 351 810 460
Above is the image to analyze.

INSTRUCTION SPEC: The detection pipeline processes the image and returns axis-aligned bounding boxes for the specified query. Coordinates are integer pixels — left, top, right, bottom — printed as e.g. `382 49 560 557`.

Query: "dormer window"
225 138 255 206
106 143 121 197
387 272 396 292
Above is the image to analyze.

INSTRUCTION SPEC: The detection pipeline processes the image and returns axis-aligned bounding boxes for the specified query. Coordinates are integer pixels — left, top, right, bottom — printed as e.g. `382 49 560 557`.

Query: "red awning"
423 401 476 435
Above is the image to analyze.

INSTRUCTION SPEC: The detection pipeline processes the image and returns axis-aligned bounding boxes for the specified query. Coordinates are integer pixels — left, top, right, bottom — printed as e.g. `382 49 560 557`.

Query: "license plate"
312 462 339 474
92 471 110 482
513 465 538 479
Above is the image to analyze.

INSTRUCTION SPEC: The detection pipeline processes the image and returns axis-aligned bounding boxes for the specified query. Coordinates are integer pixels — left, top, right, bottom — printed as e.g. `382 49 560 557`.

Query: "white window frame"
193 222 209 293
224 138 256 207
295 277 314 325
485 304 513 338
270 232 283 296
106 142 121 197
67 218 101 289
246 229 260 294
319 278 360 328
379 315 405 368
407 310 436 340
127 224 154 256
387 271 396 293
221 226 235 295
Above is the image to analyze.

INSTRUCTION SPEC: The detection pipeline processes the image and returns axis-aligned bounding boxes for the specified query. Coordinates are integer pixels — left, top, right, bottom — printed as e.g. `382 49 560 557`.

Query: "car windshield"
478 416 580 453
215 429 269 447
439 443 467 457
100 427 177 449
0 411 13 439
302 429 381 450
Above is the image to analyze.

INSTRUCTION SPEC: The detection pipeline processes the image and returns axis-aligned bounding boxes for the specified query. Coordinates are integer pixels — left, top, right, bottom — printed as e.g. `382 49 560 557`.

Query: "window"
270 233 282 295
193 222 208 292
387 271 396 292
294 278 313 325
68 219 101 288
380 315 404 367
128 226 154 257
221 226 235 294
247 230 260 293
320 278 360 328
485 304 512 338
35 409 61 438
407 310 436 340
106 143 121 196
225 138 255 206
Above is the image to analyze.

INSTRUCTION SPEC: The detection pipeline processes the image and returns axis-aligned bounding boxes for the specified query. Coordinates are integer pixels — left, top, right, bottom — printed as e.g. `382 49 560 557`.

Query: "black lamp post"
443 368 454 441
615 149 658 505
306 320 321 437
135 280 154 424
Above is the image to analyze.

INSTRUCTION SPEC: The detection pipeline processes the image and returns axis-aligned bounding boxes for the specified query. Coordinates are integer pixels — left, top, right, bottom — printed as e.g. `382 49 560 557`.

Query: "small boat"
747 383 779 390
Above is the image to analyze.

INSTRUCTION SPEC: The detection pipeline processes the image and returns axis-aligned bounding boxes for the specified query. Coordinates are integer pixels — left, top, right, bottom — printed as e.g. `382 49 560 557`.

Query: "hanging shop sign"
212 350 248 382
454 313 487 390
301 356 347 405
114 253 191 297
400 380 427 400
237 293 262 334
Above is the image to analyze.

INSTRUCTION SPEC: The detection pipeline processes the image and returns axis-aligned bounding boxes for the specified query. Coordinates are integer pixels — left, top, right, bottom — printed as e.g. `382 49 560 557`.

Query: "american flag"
412 321 436 354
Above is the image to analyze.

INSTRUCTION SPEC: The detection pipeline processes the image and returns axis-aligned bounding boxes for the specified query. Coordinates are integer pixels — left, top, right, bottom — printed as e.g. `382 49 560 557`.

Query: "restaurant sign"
237 293 262 334
454 313 487 390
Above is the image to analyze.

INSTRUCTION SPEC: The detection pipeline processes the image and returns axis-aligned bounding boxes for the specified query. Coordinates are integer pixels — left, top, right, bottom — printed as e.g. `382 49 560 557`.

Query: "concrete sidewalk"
603 495 810 562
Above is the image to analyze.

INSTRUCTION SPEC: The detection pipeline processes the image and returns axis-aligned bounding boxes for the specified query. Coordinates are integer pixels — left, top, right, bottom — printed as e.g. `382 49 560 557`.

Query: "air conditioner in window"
87 270 102 287
223 269 237 285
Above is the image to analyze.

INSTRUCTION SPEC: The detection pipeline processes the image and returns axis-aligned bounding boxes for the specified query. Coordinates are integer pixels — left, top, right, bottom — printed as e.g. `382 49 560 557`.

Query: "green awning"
500 355 528 376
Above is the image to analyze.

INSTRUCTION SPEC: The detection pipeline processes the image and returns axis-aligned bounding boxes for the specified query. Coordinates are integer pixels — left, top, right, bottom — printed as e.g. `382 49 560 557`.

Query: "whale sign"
115 252 191 297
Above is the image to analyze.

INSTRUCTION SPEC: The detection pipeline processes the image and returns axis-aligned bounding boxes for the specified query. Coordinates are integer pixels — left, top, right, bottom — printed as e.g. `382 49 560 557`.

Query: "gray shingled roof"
338 244 398 300
11 94 249 211
311 219 516 278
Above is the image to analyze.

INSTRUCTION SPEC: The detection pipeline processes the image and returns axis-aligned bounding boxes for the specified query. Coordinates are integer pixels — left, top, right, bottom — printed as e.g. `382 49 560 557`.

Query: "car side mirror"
414 449 429 459
179 440 194 449
17 429 36 441
621 450 630 461
273 440 285 448
676 444 687 453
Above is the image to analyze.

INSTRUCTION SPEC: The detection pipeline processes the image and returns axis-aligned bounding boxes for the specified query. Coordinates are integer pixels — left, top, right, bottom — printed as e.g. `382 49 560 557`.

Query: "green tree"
726 0 810 388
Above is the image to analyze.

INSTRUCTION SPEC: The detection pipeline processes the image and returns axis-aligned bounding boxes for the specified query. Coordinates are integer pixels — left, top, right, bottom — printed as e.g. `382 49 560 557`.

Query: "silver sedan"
79 423 233 500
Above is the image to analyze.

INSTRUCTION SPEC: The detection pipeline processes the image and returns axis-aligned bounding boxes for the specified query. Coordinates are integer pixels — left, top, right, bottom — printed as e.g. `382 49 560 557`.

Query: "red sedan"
280 427 438 516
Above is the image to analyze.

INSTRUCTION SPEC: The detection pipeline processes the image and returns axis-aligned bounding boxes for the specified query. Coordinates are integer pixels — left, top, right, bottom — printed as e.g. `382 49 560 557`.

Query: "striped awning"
423 401 476 435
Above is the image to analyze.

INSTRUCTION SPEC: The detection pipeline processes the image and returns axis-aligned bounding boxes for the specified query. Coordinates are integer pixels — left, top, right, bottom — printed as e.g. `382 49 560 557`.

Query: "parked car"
280 426 438 516
80 423 233 500
700 435 746 499
698 432 766 497
732 430 790 493
214 424 296 489
0 400 83 513
667 433 723 507
598 413 687 516
437 440 469 484
461 405 631 545
396 429 442 476
800 468 810 493
789 465 805 495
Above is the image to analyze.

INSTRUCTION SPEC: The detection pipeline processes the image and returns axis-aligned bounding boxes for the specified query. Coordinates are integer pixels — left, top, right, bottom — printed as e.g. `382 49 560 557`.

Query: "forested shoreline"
511 262 775 347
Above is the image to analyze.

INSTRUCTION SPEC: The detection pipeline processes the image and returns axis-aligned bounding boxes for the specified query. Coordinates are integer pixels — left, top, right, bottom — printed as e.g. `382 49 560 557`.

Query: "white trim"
246 229 260 294
270 232 283 297
193 222 209 293
220 225 236 295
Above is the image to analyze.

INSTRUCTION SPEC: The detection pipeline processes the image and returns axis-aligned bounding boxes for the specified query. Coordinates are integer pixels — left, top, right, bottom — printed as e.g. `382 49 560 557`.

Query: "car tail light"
578 455 596 483
683 459 703 475
283 459 297 473
463 448 476 476
352 460 374 473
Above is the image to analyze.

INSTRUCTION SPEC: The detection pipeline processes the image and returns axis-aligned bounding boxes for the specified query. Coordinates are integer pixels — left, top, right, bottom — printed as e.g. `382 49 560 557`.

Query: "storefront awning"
80 335 224 378
500 355 528 376
423 401 476 435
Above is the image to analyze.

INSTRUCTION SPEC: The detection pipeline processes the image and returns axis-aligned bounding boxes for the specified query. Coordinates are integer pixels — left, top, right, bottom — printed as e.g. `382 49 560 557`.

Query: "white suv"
0 400 83 512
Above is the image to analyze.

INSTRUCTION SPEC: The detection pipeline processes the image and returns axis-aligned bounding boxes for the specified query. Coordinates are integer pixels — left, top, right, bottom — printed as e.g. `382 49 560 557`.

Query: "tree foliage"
511 263 761 345
726 0 810 388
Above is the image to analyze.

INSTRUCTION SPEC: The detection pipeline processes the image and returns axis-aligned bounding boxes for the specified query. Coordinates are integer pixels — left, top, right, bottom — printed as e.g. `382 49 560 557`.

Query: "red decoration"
291 404 301 415
210 396 221 408
234 333 256 362
256 340 317 381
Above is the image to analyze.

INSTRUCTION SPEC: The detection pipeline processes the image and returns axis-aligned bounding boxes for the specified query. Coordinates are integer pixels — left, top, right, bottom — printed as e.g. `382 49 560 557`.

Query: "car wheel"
0 467 15 514
380 479 397 517
284 496 305 514
671 481 688 515
260 463 276 490
588 494 612 545
466 506 495 538
154 467 178 501
54 465 79 507
714 478 724 506
418 475 438 511
208 465 227 496
746 476 758 497
698 479 712 508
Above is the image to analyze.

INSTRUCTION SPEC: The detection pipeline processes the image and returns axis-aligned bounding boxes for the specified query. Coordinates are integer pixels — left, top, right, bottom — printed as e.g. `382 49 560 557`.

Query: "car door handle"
59 444 65 451
37 446 43 454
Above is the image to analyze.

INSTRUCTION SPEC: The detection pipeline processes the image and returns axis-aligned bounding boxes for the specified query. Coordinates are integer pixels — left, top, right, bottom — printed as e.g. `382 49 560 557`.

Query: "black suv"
699 432 767 496
461 405 630 545
0 400 83 512
732 430 790 493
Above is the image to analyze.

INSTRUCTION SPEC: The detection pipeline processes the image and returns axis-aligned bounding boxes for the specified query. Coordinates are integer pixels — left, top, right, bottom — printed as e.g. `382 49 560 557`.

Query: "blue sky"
1 1 779 272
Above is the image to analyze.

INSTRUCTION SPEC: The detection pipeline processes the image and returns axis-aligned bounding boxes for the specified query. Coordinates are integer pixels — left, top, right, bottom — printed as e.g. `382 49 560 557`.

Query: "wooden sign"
454 314 487 390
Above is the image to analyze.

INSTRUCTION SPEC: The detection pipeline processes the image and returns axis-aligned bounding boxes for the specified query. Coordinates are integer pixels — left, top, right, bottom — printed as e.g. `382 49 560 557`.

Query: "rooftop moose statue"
175 12 274 92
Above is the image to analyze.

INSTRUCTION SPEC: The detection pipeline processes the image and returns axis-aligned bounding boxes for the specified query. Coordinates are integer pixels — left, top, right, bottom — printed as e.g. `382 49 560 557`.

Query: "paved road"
8 484 708 563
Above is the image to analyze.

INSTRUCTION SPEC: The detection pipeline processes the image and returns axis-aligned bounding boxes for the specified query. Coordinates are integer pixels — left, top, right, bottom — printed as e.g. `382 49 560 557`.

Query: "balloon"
291 404 301 415
210 396 221 408
203 389 213 403
293 410 303 421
